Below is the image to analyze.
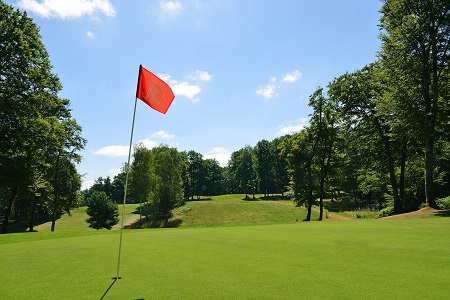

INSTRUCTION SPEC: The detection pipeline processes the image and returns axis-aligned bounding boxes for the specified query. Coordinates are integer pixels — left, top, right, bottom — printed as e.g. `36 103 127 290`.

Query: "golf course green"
1 213 449 299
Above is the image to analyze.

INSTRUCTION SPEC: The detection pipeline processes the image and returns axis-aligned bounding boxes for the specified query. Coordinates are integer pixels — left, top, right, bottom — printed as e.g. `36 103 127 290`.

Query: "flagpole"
115 96 138 280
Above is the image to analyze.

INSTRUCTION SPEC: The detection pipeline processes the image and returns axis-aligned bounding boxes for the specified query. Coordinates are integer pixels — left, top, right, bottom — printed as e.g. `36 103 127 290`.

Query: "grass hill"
34 194 321 232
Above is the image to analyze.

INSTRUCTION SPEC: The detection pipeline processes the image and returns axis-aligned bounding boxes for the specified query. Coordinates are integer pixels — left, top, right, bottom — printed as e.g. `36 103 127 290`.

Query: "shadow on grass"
434 209 450 217
99 279 117 300
260 195 291 201
124 218 182 229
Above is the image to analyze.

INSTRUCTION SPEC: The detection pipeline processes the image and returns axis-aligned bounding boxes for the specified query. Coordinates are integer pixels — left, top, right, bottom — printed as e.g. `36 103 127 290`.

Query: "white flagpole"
115 96 138 280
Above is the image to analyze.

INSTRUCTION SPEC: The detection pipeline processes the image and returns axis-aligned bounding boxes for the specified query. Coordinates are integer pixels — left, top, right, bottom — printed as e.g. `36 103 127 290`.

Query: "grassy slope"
32 195 317 231
1 218 450 299
172 194 320 227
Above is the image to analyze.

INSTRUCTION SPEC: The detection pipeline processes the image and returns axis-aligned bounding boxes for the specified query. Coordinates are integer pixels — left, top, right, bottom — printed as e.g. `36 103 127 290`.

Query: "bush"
378 206 395 218
85 191 119 230
436 196 450 209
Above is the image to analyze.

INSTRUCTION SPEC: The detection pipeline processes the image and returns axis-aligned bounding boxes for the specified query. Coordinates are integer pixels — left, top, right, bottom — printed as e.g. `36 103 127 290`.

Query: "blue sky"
7 0 383 189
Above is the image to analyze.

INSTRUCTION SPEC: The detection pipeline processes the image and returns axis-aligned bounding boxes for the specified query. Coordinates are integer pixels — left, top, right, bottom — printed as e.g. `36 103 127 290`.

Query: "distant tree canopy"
0 2 85 233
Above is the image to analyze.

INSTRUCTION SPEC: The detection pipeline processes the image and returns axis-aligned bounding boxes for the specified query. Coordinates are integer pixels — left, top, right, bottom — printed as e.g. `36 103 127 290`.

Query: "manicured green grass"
1 218 449 299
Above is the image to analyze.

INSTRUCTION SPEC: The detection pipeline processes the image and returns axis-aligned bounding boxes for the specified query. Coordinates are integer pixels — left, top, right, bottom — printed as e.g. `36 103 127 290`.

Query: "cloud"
204 147 232 167
18 0 116 19
171 81 201 101
81 179 95 190
86 31 94 39
281 70 302 83
256 84 278 99
93 145 129 157
277 118 308 135
94 131 175 157
158 71 212 103
256 70 302 99
160 0 183 12
152 130 175 140
189 70 213 82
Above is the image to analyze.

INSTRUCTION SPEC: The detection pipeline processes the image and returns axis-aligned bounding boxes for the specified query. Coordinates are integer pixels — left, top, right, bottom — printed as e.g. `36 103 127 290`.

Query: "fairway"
1 218 450 299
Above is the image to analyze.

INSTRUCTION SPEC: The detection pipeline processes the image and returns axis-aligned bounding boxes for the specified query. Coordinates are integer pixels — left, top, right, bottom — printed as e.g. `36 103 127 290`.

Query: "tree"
254 140 273 197
328 64 404 213
281 131 316 221
308 87 339 220
379 0 450 208
187 150 204 200
271 137 290 196
0 3 85 233
150 146 184 226
229 146 256 198
85 191 119 230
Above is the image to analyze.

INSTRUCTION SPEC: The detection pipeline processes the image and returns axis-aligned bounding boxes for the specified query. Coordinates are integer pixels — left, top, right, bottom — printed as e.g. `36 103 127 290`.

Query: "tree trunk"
1 186 19 234
374 117 402 213
425 137 438 208
399 137 407 206
28 193 39 232
318 178 325 221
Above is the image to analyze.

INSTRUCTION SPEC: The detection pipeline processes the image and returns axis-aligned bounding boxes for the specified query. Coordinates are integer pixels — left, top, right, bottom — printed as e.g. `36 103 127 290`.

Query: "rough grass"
1 218 450 299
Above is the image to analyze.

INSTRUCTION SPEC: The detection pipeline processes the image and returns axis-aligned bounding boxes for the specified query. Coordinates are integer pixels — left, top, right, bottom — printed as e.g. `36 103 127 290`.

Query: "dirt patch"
381 207 449 219
327 213 351 220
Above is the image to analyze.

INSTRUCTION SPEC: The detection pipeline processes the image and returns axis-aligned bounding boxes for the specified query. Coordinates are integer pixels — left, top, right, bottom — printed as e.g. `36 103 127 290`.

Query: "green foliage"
0 2 85 233
436 196 450 209
85 191 119 230
379 206 395 218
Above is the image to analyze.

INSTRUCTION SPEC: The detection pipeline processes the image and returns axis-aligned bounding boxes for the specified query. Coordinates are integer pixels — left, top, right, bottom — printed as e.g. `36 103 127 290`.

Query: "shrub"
436 196 450 209
378 206 395 218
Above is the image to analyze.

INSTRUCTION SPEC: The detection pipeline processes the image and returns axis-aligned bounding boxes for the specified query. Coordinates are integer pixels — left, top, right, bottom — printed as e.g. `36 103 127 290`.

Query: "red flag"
136 65 175 114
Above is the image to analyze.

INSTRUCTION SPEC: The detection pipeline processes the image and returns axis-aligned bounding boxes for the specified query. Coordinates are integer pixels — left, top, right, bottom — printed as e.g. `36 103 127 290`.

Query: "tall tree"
229 146 256 198
308 87 339 220
150 146 184 226
0 3 85 233
379 0 450 208
254 140 273 197
187 150 204 200
328 64 404 213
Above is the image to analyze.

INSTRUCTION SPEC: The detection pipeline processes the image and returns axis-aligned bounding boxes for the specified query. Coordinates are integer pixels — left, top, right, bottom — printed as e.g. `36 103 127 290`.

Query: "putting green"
1 218 449 299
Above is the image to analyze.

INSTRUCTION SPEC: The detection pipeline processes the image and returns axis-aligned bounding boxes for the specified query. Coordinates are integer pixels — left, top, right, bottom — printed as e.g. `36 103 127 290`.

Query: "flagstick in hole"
114 65 175 280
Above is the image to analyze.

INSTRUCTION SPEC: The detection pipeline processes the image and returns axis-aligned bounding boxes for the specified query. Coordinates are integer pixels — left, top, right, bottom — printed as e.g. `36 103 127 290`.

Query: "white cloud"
256 84 278 99
257 70 302 99
94 145 129 157
277 118 309 135
81 179 95 190
138 138 159 149
94 131 175 157
171 81 202 101
152 130 175 140
108 167 121 176
161 0 183 12
18 0 116 19
159 71 211 102
282 70 302 83
190 70 213 82
204 147 232 167
86 31 94 39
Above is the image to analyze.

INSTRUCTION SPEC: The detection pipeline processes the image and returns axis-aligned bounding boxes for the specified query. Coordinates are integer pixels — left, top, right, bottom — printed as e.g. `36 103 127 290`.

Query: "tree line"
88 0 450 222
2 0 450 231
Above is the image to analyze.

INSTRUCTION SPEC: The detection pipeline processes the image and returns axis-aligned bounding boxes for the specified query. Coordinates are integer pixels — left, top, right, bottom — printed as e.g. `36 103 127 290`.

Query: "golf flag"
136 65 175 114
